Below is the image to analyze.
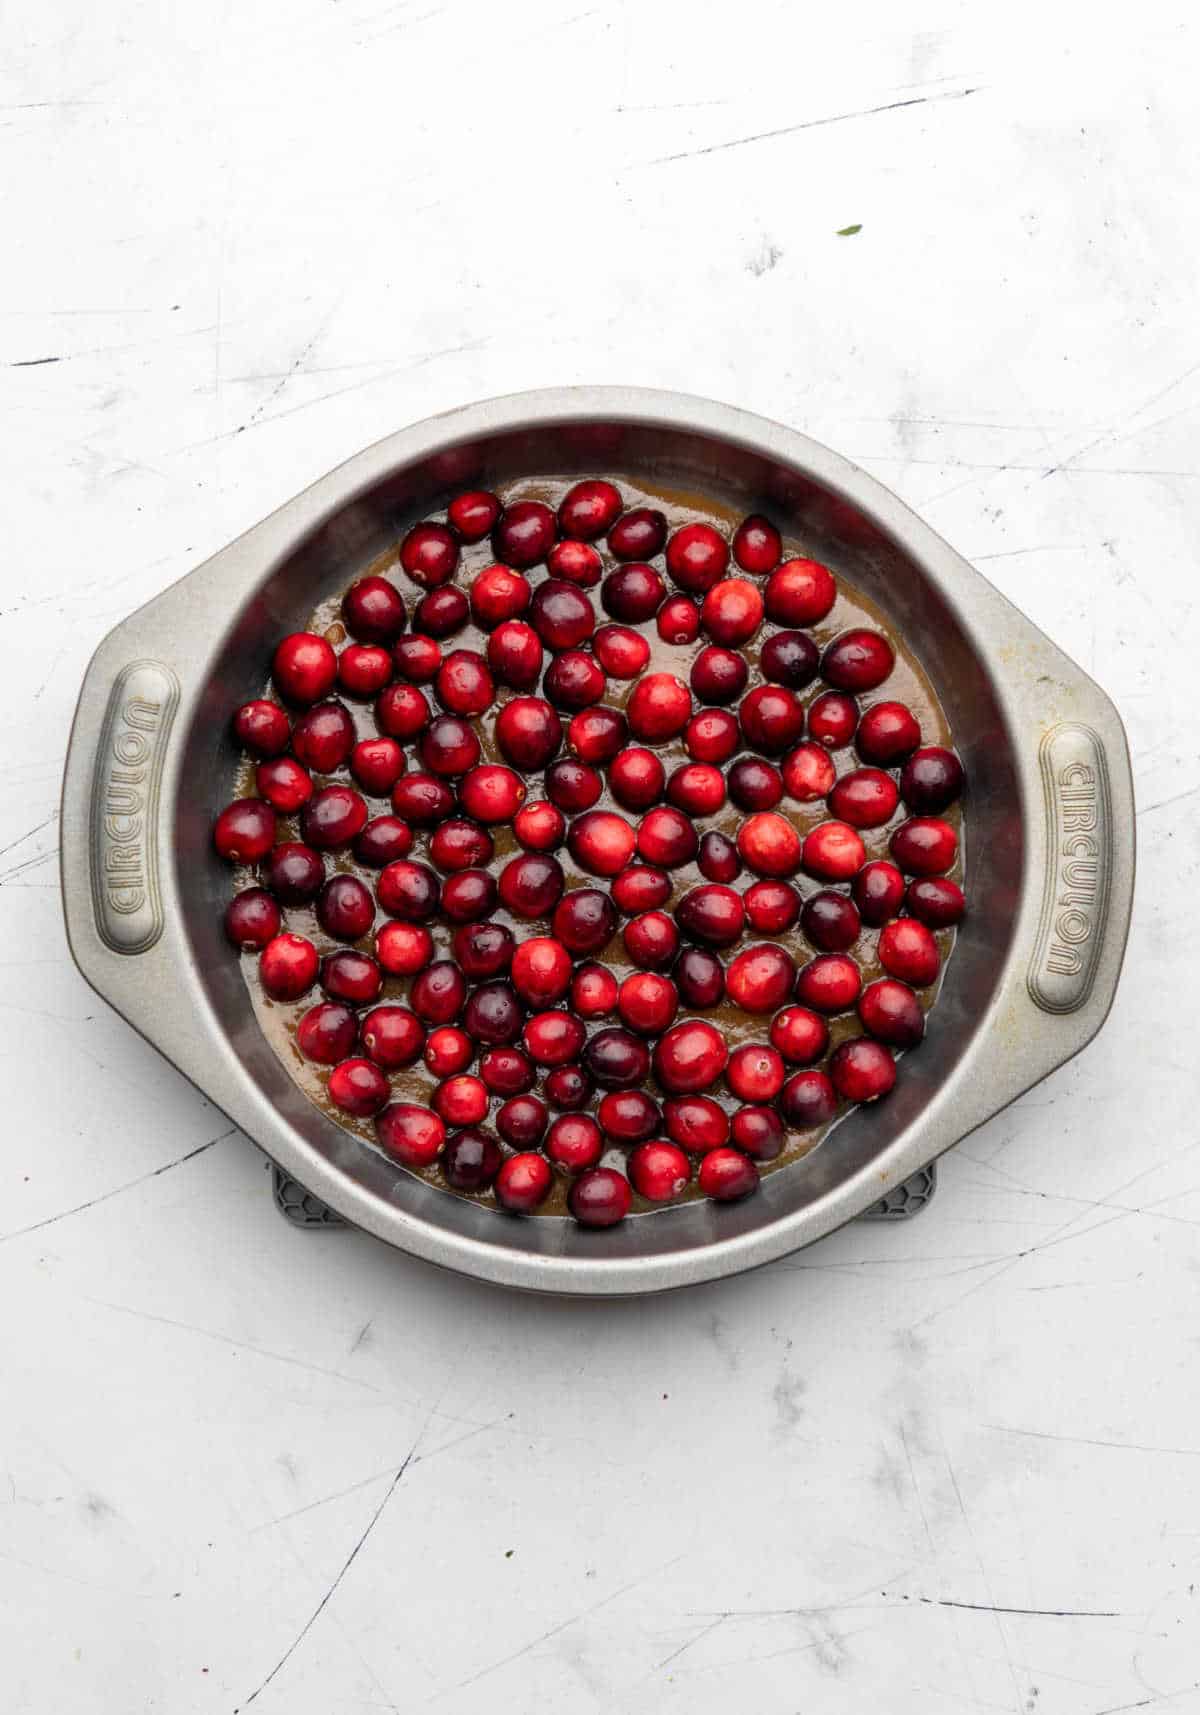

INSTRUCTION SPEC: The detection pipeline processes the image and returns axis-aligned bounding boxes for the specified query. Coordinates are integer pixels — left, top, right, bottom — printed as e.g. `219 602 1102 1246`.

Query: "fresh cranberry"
572 963 619 1018
543 650 606 710
858 978 924 1048
611 865 671 914
433 1074 489 1127
609 508 667 561
601 562 665 623
689 645 748 706
376 921 435 975
424 1025 473 1078
545 1114 603 1171
569 1166 632 1227
675 884 744 948
419 714 481 776
409 960 468 1025
393 635 442 683
566 810 635 877
878 918 941 986
801 890 861 952
653 1019 728 1093
732 514 782 575
414 585 469 638
297 1001 358 1065
655 594 699 645
442 1129 502 1190
801 820 866 881
225 888 281 951
609 747 665 811
559 478 622 540
256 756 313 814
764 559 836 626
622 910 679 970
436 650 494 718
478 1043 534 1092
322 949 383 1006
584 1027 651 1090
214 798 276 863
448 489 501 542
637 806 698 868
779 1068 837 1129
471 565 531 628
807 691 858 749
495 698 561 772
317 874 375 940
736 811 802 877
545 760 602 813
739 685 803 755
890 817 957 875
452 922 514 979
857 701 921 765
665 522 729 592
616 971 677 1035
513 800 566 851
769 1005 829 1064
496 1094 549 1148
685 708 741 763
698 1148 758 1201
701 578 763 647
440 869 497 922
328 1057 390 1117
795 953 861 1013
350 737 406 796
666 762 726 816
376 1102 446 1167
626 673 692 743
905 876 966 928
400 522 459 588
391 772 456 824
598 1090 661 1143
900 747 965 814
731 1106 785 1160
760 631 819 689
492 499 557 569
530 580 596 652
830 1037 896 1101
547 539 603 587
698 830 739 883
263 841 324 903
663 1095 728 1153
629 1141 691 1201
339 644 394 697
234 699 290 757
545 1063 592 1110
829 767 900 829
510 937 573 1007
377 859 440 920
743 879 800 934
495 1151 553 1213
593 623 651 679
273 632 337 705
524 1010 586 1067
822 629 894 692
496 852 565 918
343 576 407 643
726 943 795 1013
361 1005 425 1069
853 859 905 925
376 682 431 740
458 764 525 825
727 1043 784 1102
673 947 725 1008
728 757 784 812
782 743 836 802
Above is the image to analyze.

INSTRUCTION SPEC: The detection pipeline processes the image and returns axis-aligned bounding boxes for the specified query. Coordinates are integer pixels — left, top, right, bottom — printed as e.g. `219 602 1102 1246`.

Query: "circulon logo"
89 660 179 954
1028 722 1112 1014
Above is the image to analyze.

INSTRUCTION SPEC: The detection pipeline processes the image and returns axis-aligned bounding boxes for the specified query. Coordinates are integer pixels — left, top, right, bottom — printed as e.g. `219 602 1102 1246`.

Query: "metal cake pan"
60 387 1134 1295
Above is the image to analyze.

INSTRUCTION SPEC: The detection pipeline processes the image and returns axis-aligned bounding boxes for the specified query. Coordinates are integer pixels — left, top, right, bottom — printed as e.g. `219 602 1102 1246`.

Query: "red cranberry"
524 1010 586 1066
514 799 566 851
328 1057 390 1117
802 820 866 881
496 1094 548 1149
547 539 603 587
598 1089 661 1143
297 1001 358 1065
391 772 455 824
676 884 744 948
567 707 627 766
732 513 782 575
317 874 375 941
584 1027 651 1089
689 646 748 706
343 576 407 643
737 811 802 878
452 922 514 979
859 978 924 1048
393 634 442 683
424 1025 473 1078
764 558 836 626
731 1105 785 1161
726 943 795 1013
414 585 469 638
727 1043 784 1102
263 842 324 904
376 682 431 740
543 650 606 711
701 578 763 646
900 747 965 814
225 888 281 951
322 949 382 1006
419 714 481 777
568 810 636 877
905 876 965 928
433 1074 489 1127
663 1095 728 1152
410 960 468 1025
829 767 900 829
511 937 573 1007
830 1037 896 1102
573 963 619 1018
795 953 861 1012
782 743 836 802
665 522 729 592
234 699 290 757
493 499 557 569
853 859 905 925
822 628 894 692
256 756 313 814
769 1005 829 1064
377 859 440 921
657 592 701 645
653 1018 727 1093
478 1042 534 1092
743 879 801 934
698 830 739 883
807 691 858 749
546 760 602 813
890 817 957 875
601 562 665 623
495 1152 553 1213
400 521 459 588
214 798 276 863
625 674 692 744
801 890 861 952
351 737 406 796
339 644 394 697
546 1113 603 1171
530 580 596 651
611 865 672 914
623 910 680 970
740 685 803 755
361 1005 425 1069
495 698 562 771
447 488 501 543
609 747 665 811
878 918 941 986
697 1148 758 1201
761 630 819 690
673 947 725 1008
728 757 783 813
618 971 679 1034
569 1166 632 1227
436 650 494 717
667 762 726 816
471 565 531 629
377 921 435 975
559 479 622 540
637 806 698 868
545 1063 592 1110
593 623 650 679
440 869 497 923
857 701 921 765
686 708 741 763
376 1102 445 1167
496 852 565 918
609 508 667 562
629 1141 691 1201
459 764 526 825
273 632 337 705
442 1128 502 1190
779 1068 837 1129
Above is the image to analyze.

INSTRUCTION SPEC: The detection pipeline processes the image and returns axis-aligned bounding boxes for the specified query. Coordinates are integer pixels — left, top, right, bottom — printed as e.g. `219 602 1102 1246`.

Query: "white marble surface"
3 4 1198 1710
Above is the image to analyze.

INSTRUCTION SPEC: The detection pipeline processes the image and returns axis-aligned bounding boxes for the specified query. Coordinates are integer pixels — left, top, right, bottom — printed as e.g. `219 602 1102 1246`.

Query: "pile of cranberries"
215 478 965 1229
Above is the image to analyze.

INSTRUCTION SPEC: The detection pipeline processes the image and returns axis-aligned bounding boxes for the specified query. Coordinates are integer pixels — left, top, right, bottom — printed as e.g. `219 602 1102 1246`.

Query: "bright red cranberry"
701 578 763 646
732 514 782 575
802 820 866 882
419 714 481 777
273 632 337 705
829 767 900 829
593 623 650 679
400 521 459 588
853 859 905 925
343 576 406 643
514 800 566 851
559 479 622 540
879 918 941 986
297 1001 358 1065
727 1043 784 1102
625 674 691 744
543 650 606 710
492 499 557 569
726 943 795 1013
391 773 455 826
857 701 921 765
689 646 748 706
685 708 741 764
494 698 561 772
808 691 858 749
601 562 665 623
234 699 290 757
496 852 565 918
393 635 442 683
859 978 924 1049
782 743 836 802
433 1074 489 1127
317 874 375 941
795 953 861 1013
225 886 282 952
653 1018 727 1093
471 565 531 633
584 1027 651 1090
900 747 965 814
567 706 627 765
214 798 275 863
666 762 726 816
350 737 406 796
442 1129 502 1190
779 1068 837 1129
598 1089 661 1143
322 949 382 1006
698 1147 758 1201
822 629 894 692
572 963 619 1018
801 890 861 952
376 920 435 975
410 960 468 1025
524 1010 586 1067
511 937 573 1007
663 1095 728 1153
698 830 739 883
568 810 636 877
623 910 680 970
339 643 394 697
545 760 602 813
769 1005 828 1064
376 1102 445 1167
890 817 957 875
740 685 803 755
830 1037 896 1101
256 756 313 813
543 543 602 594
665 522 729 592
376 682 431 740
637 806 698 869
377 858 440 921
731 1105 785 1160
737 811 802 878
569 1166 632 1227
457 764 524 826
676 884 744 948
452 922 514 979
609 747 665 811
545 1113 603 1171
361 1005 425 1069
545 1063 592 1110
906 876 965 928
440 869 497 923
743 879 801 934
764 558 836 626
448 488 501 542
611 865 671 914
673 947 725 1008
609 508 666 562
478 1042 534 1092
761 631 819 690
629 1141 691 1201
424 1025 473 1078
328 1057 390 1117
263 841 324 903
728 757 783 812
495 1152 553 1213
656 595 700 645
496 1094 549 1148
436 650 494 718
618 971 679 1034
414 585 469 638
530 580 596 652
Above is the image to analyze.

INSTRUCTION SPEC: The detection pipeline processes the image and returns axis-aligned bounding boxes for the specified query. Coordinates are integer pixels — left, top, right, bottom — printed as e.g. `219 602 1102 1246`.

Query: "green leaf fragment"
836 223 862 236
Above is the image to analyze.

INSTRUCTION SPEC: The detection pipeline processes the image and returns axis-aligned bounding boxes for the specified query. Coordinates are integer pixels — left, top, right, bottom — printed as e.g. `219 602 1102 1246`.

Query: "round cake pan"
60 388 1134 1295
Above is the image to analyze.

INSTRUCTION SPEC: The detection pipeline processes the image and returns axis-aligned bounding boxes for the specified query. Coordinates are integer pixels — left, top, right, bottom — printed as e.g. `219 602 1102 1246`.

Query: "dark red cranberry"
853 859 906 925
559 479 622 540
736 811 802 877
761 630 819 689
740 685 803 755
701 578 763 646
429 818 494 873
698 1148 758 1202
317 874 375 940
807 691 858 749
795 953 861 1013
830 1037 896 1102
689 645 748 706
801 890 861 952
568 809 636 877
731 1105 785 1160
593 623 650 679
376 682 431 740
568 707 627 765
297 1001 358 1065
673 947 725 1009
214 798 276 863
545 759 602 814
260 933 319 1001
629 1141 690 1201
477 1042 533 1092
452 922 514 978
343 576 407 643
350 737 406 796
685 708 741 763
256 756 313 814
609 747 665 811
547 539 602 586
376 921 435 976
496 1094 549 1148
597 1090 660 1143
666 762 725 816
822 628 894 692
728 757 784 813
665 522 729 592
900 747 965 814
732 514 782 575
361 1004 425 1069
495 697 562 771
530 580 596 651
573 963 619 1018
857 701 921 765
413 585 469 638
764 559 836 626
225 888 281 950
663 1095 728 1153
301 785 367 849
859 978 924 1048
391 772 455 825
743 879 801 934
511 936 573 1007
436 650 494 717
377 858 440 921
433 1074 489 1127
234 699 290 757
339 643 394 697
263 841 324 904
471 564 531 630
801 820 866 882
442 1128 502 1190
653 1019 727 1093
447 488 501 543
878 918 941 986
782 743 836 802
779 1068 837 1129
392 634 441 684
727 1043 785 1102
637 806 698 869
676 884 744 948
829 768 900 829
545 1113 603 1170
609 508 667 562
492 499 557 569
569 1167 632 1227
552 887 618 954
440 869 498 923
322 949 383 1006
698 830 739 883
657 594 700 645
726 943 795 1013
600 562 665 623
609 869 669 919
890 817 957 875
459 764 526 825
769 1005 829 1064
524 1010 586 1067
623 910 680 970
497 852 564 918
273 632 337 705
495 1152 553 1213
545 1063 592 1110
409 960 468 1025
513 800 566 852
543 649 606 710
424 1025 473 1078
328 1057 390 1118
584 1027 651 1089
376 1102 446 1167
419 714 481 777
400 521 459 588
905 876 966 928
